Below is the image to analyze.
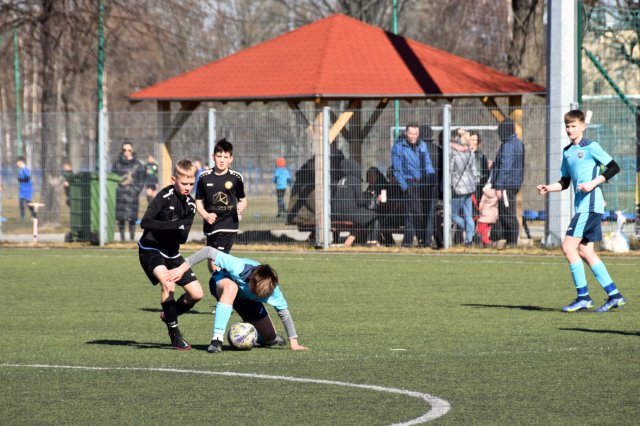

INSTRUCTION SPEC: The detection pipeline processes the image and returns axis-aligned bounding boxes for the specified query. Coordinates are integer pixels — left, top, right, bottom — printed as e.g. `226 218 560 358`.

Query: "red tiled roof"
129 14 545 102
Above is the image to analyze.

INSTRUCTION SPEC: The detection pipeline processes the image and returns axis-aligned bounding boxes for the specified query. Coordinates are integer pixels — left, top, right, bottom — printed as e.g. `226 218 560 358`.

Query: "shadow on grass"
139 307 211 315
86 339 215 351
560 327 640 337
462 303 556 312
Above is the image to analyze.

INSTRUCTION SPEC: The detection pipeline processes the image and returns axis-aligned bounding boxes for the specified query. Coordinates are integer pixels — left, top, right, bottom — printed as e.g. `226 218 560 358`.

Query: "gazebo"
130 13 544 177
130 13 544 246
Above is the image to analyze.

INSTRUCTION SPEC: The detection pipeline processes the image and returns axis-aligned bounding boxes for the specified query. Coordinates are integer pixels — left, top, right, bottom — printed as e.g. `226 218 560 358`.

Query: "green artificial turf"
0 248 638 425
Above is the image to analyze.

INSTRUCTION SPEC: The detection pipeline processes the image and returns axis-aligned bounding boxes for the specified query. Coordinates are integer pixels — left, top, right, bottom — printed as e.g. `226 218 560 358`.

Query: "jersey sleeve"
235 176 246 199
589 142 613 166
266 286 288 311
560 153 570 179
195 175 206 201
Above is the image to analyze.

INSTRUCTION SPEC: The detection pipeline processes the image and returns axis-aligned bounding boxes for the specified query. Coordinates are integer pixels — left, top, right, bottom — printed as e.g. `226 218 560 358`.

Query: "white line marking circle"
1 363 450 424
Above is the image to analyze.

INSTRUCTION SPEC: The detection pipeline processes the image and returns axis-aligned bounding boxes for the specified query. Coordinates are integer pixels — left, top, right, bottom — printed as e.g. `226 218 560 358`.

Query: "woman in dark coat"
112 142 146 241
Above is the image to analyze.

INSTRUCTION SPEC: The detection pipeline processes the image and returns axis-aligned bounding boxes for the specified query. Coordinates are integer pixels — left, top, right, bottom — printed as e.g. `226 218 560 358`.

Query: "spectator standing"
16 156 34 221
476 187 498 246
490 120 525 247
62 161 73 207
450 130 478 246
144 154 159 203
420 125 443 248
468 131 491 210
112 142 146 241
272 157 292 218
392 124 435 247
365 166 397 246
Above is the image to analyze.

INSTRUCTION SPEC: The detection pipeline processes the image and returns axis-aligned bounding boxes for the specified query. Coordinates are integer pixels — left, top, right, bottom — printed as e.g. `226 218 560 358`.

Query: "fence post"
322 106 331 249
98 109 107 246
636 104 640 240
208 108 216 168
442 104 451 249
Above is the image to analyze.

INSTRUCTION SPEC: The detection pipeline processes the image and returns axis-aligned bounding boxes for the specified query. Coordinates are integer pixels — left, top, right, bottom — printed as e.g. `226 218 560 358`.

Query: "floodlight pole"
13 28 22 157
393 0 400 140
322 106 331 249
545 0 576 246
208 108 216 168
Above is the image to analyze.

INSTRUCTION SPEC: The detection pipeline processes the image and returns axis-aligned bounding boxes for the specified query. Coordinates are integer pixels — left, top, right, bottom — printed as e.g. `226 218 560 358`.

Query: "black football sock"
161 300 178 328
175 294 195 316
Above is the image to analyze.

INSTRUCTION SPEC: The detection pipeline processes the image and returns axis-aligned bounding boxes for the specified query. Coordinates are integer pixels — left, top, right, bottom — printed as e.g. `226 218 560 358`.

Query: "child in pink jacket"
477 187 498 246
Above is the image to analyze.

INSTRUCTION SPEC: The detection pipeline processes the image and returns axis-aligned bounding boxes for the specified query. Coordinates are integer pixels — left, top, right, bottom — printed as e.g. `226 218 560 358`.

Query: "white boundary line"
0 363 450 424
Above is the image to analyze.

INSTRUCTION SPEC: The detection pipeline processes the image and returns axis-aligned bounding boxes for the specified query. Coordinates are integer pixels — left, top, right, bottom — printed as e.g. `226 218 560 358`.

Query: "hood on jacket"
497 119 516 142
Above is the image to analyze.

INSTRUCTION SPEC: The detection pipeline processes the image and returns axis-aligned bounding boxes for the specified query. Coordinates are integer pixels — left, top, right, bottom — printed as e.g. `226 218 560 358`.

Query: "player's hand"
289 338 309 351
495 189 503 200
577 181 595 193
166 263 188 282
537 184 548 195
237 198 247 213
205 212 217 224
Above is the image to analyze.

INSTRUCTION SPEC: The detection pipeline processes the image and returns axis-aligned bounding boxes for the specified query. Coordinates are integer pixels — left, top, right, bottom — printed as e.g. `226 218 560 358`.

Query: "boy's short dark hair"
214 138 234 155
564 110 585 124
17 156 26 163
249 264 278 299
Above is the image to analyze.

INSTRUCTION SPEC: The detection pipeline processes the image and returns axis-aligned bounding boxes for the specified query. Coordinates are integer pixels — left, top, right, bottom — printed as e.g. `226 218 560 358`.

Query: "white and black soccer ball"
227 322 258 350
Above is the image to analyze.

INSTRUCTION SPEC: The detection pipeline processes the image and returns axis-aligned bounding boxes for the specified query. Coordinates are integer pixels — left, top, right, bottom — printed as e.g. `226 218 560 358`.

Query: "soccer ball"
227 322 258 350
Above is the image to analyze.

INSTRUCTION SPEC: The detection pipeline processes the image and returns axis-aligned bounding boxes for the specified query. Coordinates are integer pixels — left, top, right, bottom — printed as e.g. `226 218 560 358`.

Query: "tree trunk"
38 0 62 225
508 0 545 84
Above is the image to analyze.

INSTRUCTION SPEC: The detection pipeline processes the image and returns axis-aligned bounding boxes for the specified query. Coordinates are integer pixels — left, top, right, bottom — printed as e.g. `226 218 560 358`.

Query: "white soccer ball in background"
227 322 258 350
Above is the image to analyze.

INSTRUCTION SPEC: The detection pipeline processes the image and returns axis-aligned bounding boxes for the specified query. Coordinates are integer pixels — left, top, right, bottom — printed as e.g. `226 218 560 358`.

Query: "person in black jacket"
112 142 146 241
331 159 375 245
138 159 203 351
421 125 443 248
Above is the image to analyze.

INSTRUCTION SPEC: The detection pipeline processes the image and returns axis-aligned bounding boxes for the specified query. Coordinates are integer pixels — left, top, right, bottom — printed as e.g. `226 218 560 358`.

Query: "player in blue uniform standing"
168 246 309 353
537 109 625 313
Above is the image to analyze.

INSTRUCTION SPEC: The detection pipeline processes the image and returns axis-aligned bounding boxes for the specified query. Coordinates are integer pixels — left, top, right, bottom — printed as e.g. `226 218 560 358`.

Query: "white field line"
0 363 450 425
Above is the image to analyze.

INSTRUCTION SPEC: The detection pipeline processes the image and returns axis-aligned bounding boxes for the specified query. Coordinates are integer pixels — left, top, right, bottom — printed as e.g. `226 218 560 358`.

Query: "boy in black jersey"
195 139 247 261
138 159 203 350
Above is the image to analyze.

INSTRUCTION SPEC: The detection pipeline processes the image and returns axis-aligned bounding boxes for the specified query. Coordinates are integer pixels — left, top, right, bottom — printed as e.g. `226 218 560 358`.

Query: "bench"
296 221 354 244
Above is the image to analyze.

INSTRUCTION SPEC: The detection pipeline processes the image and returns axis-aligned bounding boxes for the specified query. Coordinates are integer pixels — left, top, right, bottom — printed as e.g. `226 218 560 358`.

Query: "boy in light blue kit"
273 157 291 218
537 109 625 313
168 246 309 353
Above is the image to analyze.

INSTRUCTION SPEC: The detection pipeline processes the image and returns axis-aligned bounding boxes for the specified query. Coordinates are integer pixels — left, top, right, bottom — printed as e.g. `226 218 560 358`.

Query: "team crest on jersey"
577 151 584 159
214 192 229 205
225 181 233 190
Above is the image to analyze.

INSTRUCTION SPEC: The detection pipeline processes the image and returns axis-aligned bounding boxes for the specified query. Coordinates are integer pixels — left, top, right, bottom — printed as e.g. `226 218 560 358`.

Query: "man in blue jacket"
490 120 525 246
392 124 435 247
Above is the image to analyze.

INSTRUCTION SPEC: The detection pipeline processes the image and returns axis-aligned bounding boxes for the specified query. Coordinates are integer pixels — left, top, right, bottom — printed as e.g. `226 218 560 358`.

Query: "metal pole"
96 0 105 171
13 28 22 157
208 108 216 168
322 106 331 249
98 110 107 246
393 0 399 140
635 104 640 240
442 104 451 249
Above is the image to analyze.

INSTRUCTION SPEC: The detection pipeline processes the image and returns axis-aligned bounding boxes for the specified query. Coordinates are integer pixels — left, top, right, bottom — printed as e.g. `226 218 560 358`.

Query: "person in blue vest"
16 156 35 221
392 124 435 247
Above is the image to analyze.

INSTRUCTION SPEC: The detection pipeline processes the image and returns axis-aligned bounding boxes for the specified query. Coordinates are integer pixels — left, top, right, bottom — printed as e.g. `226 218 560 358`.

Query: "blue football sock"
569 261 589 297
212 302 233 341
591 262 620 296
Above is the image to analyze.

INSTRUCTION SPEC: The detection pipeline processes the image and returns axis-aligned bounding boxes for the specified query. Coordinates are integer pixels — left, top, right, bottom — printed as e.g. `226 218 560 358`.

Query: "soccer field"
0 247 638 424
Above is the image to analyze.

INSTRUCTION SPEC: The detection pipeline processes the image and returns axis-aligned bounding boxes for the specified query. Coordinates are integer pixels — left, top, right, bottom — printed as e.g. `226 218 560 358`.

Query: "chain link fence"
0 102 637 249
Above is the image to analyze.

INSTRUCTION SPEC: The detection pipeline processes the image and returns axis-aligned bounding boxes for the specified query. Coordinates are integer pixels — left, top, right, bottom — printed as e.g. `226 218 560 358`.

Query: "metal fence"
0 102 637 248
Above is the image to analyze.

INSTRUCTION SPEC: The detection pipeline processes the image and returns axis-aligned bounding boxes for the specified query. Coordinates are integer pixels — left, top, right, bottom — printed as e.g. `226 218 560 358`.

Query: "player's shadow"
560 327 640 337
86 339 226 352
140 307 210 315
462 303 556 312
86 339 170 350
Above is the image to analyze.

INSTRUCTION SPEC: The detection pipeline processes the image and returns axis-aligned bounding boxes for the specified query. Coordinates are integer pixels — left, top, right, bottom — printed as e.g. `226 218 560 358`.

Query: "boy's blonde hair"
564 109 585 124
174 159 197 178
249 264 279 298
